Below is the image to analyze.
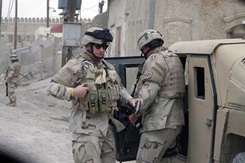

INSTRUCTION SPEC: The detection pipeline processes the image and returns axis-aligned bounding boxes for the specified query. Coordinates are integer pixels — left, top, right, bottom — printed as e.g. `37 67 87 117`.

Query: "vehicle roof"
169 38 245 54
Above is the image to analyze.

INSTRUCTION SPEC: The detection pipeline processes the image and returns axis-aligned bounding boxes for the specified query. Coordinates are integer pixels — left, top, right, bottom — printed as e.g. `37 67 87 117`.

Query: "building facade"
106 0 245 57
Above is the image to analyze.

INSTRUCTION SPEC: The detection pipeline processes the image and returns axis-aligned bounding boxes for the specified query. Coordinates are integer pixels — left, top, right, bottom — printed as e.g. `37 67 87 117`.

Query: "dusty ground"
0 78 135 163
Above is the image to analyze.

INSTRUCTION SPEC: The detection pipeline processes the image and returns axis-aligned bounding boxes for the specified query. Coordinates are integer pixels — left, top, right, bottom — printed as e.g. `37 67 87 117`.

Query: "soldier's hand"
129 114 138 125
73 84 89 99
128 98 144 108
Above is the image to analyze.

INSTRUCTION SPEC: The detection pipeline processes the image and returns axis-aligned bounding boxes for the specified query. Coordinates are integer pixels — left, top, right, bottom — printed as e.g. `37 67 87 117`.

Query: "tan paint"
169 39 245 163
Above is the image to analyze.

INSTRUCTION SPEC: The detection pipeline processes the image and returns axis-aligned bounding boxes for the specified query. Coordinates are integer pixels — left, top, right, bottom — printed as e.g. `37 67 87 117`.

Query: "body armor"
51 54 121 115
136 49 185 99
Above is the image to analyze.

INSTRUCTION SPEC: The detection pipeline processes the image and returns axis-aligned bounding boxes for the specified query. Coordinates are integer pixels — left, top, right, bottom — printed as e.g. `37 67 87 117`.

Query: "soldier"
129 29 185 163
47 27 143 163
4 53 21 107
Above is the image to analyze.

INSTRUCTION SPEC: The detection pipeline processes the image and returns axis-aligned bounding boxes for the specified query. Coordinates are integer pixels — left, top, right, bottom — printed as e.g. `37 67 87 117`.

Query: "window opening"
195 67 205 99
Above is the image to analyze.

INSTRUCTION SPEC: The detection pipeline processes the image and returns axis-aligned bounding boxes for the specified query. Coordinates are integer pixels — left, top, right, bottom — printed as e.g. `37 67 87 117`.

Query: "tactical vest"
7 62 21 84
82 59 120 115
135 50 185 99
158 50 185 98
13 62 21 77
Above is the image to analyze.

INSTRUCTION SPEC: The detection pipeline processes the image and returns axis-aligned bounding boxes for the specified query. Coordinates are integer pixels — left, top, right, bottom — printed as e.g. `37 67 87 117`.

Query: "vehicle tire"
232 152 245 163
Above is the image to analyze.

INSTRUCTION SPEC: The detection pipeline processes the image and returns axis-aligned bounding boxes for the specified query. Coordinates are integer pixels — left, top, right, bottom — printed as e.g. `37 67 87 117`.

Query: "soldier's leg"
136 126 182 163
7 83 16 106
101 125 116 163
72 133 102 163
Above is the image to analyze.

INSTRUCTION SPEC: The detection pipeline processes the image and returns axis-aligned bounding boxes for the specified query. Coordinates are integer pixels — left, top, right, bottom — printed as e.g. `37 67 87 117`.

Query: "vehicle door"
187 55 216 163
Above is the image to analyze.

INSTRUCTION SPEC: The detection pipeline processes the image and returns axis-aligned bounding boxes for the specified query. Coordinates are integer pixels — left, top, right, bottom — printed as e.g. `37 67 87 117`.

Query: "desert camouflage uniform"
134 47 185 163
5 61 21 106
47 53 132 163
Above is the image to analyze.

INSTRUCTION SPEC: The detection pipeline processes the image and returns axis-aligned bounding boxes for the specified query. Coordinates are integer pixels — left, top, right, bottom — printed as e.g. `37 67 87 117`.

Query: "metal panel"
169 39 245 55
187 55 215 163
62 23 81 47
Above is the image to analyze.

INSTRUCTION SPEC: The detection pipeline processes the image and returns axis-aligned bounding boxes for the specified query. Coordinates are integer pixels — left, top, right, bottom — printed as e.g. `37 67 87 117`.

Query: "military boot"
6 101 16 107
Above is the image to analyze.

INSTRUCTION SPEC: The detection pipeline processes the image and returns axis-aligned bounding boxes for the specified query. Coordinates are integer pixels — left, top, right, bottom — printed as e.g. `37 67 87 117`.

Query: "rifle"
5 82 8 97
114 100 142 162
5 66 10 97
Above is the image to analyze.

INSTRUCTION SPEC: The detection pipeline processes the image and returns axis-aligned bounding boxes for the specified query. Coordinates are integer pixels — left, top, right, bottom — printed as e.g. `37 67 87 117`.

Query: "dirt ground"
0 78 135 163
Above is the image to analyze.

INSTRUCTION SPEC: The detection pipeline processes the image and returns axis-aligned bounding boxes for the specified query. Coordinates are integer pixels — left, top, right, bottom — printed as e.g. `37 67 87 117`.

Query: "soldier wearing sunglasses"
47 27 143 163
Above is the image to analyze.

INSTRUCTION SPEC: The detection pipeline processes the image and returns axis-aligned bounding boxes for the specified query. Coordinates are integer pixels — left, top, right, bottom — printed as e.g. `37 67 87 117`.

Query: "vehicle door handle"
205 119 212 127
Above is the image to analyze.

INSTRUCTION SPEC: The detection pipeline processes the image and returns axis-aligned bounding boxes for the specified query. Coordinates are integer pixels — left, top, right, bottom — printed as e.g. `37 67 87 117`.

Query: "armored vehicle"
107 38 245 163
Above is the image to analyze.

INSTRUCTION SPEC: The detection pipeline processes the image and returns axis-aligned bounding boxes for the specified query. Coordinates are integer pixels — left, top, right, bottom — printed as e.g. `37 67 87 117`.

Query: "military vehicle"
107 38 245 163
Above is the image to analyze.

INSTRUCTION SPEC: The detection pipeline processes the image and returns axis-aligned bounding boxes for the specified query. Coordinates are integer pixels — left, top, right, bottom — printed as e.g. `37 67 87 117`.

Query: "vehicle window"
195 67 205 99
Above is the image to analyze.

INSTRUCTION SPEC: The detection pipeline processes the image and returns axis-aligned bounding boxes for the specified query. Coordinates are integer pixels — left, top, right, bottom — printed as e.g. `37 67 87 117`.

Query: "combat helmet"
137 29 164 51
81 27 113 59
10 53 18 61
81 27 113 46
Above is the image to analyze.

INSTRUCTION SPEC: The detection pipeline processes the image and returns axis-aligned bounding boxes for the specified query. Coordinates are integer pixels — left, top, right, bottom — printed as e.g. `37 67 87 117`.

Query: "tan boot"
6 101 16 107
9 102 16 107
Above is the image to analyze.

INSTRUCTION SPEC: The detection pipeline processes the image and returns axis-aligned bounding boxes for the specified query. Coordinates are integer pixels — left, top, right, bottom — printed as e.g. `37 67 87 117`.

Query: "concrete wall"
0 38 61 82
107 0 245 57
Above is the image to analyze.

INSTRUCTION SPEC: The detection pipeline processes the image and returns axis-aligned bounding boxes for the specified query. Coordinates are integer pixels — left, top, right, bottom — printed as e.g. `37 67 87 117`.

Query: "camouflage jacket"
135 47 185 132
47 53 132 136
5 61 21 84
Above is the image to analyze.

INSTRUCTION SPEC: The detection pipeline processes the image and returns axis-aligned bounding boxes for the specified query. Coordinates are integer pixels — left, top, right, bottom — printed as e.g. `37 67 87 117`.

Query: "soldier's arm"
137 81 160 116
47 59 84 100
135 54 167 117
119 86 133 104
47 81 74 101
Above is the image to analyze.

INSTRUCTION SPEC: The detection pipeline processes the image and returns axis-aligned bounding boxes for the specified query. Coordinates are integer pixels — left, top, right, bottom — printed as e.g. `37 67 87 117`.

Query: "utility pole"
14 0 18 49
99 0 104 14
69 0 75 22
0 0 2 43
66 0 75 61
47 0 49 36
62 0 75 66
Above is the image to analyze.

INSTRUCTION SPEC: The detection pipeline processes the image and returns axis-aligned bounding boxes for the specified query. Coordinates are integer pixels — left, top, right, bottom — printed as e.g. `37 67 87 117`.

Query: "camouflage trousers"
7 83 17 103
136 126 182 163
72 125 116 163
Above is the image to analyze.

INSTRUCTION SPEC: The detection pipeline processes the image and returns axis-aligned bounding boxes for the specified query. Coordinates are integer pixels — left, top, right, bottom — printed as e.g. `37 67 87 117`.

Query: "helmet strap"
141 51 148 60
88 43 104 61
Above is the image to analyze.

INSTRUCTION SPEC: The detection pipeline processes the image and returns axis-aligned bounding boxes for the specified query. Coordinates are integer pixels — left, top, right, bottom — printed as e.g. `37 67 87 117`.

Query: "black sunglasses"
93 43 108 50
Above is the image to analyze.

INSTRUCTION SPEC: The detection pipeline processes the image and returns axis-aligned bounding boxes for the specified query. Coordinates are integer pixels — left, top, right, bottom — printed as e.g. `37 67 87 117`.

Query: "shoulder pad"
51 58 83 86
143 53 167 84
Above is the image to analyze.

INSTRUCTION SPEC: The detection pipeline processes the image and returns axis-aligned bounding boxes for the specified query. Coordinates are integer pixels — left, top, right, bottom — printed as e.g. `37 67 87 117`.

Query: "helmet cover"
81 27 113 46
137 29 164 50
10 53 18 60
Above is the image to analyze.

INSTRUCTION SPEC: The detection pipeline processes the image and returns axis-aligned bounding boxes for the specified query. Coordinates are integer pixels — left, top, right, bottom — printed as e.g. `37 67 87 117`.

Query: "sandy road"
0 78 135 163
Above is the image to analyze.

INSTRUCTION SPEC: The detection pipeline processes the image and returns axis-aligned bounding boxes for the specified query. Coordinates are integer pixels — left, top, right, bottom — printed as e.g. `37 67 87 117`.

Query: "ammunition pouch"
87 89 112 114
109 85 120 101
87 90 99 114
98 89 109 112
